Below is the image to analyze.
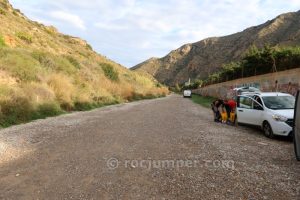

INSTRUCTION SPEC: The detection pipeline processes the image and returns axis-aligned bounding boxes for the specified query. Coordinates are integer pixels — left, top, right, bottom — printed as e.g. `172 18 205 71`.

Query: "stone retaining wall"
193 68 300 98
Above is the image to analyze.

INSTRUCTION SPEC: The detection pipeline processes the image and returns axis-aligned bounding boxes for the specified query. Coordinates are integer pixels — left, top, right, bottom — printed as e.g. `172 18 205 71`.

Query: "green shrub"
32 51 56 69
37 102 63 117
0 35 5 47
0 96 35 127
16 32 32 43
12 10 18 16
74 101 95 111
0 8 6 15
32 51 77 74
59 102 73 111
100 63 119 81
54 56 78 74
86 44 93 50
144 93 157 99
0 49 41 81
65 56 81 69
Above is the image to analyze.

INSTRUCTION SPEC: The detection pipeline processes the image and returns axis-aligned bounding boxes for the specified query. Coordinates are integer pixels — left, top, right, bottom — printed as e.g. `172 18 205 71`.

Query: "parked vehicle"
236 92 295 138
294 90 300 161
183 90 192 98
233 86 261 95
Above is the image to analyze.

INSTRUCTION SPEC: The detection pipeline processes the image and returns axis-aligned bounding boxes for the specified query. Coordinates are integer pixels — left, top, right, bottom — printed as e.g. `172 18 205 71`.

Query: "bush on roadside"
37 102 63 117
74 101 95 111
0 96 35 126
47 73 74 109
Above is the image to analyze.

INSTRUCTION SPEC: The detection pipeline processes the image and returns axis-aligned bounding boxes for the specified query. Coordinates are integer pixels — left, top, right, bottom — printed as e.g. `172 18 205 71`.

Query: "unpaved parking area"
0 94 299 199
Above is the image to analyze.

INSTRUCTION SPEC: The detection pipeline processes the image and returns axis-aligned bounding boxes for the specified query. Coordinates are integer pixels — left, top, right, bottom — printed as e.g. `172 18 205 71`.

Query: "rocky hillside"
132 10 300 86
0 0 168 126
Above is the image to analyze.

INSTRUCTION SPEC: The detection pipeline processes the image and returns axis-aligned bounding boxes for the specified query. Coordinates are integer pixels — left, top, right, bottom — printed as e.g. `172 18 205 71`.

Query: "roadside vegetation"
177 45 300 89
0 47 168 127
0 2 169 127
191 95 215 108
202 45 300 86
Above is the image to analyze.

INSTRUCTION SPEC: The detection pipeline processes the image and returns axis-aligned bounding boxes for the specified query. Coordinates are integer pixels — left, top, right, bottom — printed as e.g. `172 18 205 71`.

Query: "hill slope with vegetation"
0 0 168 126
203 45 300 86
132 10 300 86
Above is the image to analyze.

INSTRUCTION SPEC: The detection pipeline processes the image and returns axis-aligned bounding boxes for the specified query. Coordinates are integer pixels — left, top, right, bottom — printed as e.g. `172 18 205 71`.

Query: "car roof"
239 92 293 97
258 92 293 97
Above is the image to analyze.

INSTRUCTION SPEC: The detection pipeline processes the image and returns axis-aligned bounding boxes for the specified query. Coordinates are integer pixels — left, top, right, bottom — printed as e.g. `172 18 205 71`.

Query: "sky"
9 0 300 67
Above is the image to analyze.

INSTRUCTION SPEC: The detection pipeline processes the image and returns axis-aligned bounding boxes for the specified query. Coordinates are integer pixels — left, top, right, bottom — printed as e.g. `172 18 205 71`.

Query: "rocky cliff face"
132 11 300 86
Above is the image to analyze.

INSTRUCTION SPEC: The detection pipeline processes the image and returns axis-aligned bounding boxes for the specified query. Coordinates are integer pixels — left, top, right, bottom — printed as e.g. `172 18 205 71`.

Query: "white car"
183 90 192 98
236 92 295 138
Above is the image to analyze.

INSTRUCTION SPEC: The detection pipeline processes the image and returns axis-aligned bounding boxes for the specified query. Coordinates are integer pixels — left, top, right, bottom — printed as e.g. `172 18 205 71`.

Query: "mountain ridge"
132 10 300 86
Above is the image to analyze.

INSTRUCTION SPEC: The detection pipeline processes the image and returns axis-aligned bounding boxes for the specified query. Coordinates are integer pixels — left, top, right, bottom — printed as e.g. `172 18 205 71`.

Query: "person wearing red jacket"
227 99 237 111
227 99 237 124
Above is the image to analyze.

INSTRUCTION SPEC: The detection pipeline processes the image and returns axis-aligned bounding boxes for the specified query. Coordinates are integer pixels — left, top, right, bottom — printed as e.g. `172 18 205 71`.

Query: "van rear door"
294 90 300 161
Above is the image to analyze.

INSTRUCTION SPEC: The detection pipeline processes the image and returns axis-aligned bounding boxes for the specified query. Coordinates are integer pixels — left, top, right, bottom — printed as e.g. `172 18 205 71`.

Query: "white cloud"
49 10 86 30
94 22 128 31
9 0 300 67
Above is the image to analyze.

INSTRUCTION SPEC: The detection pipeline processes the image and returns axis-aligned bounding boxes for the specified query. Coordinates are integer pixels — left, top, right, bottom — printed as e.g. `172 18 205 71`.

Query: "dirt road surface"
0 94 299 199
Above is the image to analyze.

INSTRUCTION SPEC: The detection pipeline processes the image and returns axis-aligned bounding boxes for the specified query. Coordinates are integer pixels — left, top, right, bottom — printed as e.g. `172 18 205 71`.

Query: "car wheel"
263 121 274 138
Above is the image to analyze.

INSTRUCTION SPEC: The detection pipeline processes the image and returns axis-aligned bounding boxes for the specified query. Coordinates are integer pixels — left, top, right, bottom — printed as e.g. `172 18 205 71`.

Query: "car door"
251 96 264 125
294 90 300 161
237 96 263 125
237 96 252 124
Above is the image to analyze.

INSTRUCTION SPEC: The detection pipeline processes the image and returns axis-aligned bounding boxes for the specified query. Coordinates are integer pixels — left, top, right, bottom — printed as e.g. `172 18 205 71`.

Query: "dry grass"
0 47 168 126
0 1 169 126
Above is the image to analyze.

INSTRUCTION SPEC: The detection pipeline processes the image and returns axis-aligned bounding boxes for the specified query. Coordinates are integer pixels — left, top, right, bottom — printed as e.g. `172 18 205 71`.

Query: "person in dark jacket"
211 99 224 122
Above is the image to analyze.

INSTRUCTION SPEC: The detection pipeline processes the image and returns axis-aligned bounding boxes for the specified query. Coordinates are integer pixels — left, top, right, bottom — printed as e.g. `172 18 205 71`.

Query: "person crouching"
211 99 223 122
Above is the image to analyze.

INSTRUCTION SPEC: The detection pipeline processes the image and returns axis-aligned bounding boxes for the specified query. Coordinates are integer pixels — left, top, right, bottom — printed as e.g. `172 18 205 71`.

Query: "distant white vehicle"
236 92 295 138
183 90 192 98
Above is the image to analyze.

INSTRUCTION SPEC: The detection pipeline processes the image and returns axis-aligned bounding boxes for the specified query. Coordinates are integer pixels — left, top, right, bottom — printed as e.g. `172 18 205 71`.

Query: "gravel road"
0 94 299 199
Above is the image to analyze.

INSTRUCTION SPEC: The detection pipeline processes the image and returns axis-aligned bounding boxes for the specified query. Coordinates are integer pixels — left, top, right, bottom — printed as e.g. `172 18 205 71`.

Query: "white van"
183 90 192 98
236 92 295 138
